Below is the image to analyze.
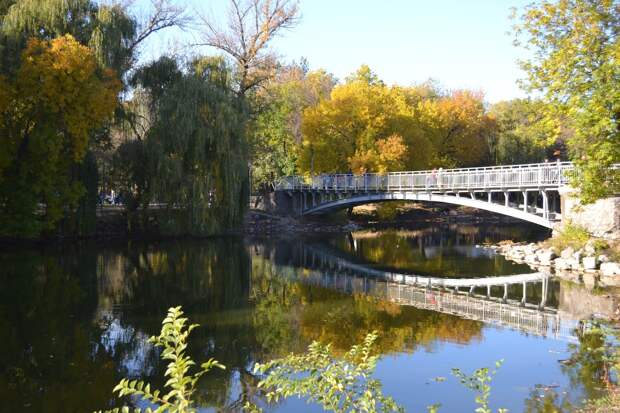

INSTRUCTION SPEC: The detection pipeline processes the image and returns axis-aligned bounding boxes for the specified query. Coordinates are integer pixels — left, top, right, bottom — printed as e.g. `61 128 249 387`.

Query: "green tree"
130 57 249 236
0 35 120 237
513 0 620 202
250 62 336 189
488 99 563 165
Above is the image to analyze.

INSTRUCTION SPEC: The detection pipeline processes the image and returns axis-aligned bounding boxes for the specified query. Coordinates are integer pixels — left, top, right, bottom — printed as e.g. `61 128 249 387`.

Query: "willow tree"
135 57 249 236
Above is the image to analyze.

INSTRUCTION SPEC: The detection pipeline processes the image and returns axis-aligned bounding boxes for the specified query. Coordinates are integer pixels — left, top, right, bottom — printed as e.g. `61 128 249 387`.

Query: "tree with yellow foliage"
417 90 494 168
299 66 432 175
0 35 120 237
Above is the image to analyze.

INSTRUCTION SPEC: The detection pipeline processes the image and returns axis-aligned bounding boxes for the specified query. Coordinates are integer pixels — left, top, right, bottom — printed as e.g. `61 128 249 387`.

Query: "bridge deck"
277 162 574 192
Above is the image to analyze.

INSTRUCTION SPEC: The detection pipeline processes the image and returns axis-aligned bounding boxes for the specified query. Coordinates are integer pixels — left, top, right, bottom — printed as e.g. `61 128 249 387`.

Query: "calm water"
0 224 614 412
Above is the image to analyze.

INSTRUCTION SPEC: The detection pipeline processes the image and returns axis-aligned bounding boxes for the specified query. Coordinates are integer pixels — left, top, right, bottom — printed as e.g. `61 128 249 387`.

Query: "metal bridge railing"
276 162 577 192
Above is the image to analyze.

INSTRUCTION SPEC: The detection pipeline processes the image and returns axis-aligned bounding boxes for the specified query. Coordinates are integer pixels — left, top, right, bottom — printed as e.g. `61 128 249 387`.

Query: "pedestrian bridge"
275 162 576 228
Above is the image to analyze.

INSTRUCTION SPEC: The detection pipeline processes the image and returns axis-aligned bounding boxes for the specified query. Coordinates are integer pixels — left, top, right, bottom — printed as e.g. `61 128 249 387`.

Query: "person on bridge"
426 168 438 189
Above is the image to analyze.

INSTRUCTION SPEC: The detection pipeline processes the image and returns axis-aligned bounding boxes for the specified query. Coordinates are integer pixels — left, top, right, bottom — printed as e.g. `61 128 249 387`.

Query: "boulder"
537 250 557 265
568 258 582 271
600 262 620 276
561 247 575 260
599 254 610 263
524 243 539 255
600 275 620 288
554 258 570 270
524 254 539 265
582 256 598 270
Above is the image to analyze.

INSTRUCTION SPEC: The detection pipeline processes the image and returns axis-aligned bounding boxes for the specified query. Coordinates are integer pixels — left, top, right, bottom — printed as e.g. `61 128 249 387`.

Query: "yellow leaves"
16 35 120 161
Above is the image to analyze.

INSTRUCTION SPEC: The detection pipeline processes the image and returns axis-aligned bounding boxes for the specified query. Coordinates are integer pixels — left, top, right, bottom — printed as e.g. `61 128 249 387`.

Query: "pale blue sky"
136 0 533 103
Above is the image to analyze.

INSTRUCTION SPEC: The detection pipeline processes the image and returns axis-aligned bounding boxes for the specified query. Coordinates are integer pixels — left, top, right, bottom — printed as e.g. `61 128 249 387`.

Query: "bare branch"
130 0 190 53
194 0 300 96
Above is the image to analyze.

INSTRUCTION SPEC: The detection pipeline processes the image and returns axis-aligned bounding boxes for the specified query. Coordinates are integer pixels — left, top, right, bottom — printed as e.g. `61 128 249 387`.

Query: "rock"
568 258 582 271
582 256 598 270
600 262 620 276
560 247 575 260
599 275 620 288
554 258 570 270
525 254 539 264
572 250 583 263
538 250 557 265
599 254 610 263
524 243 539 255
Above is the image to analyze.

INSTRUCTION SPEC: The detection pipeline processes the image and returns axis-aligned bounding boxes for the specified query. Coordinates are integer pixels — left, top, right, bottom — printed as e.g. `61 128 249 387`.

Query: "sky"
137 0 534 103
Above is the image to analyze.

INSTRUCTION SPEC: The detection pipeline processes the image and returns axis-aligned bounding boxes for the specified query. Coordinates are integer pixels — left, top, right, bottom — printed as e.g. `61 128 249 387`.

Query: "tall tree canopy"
299 66 432 174
488 99 564 165
514 0 620 202
0 35 120 237
0 0 187 238
123 57 249 236
298 66 495 175
250 61 336 188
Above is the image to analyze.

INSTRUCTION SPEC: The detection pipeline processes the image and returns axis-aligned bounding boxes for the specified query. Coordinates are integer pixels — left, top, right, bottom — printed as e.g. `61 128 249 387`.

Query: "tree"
488 99 563 165
513 0 620 202
0 0 187 237
299 66 433 174
130 57 249 236
195 0 300 97
250 62 336 189
418 90 495 168
0 35 120 237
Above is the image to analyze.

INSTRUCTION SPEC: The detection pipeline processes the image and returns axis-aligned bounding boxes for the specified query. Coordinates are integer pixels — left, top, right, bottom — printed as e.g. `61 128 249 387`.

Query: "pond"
0 223 615 412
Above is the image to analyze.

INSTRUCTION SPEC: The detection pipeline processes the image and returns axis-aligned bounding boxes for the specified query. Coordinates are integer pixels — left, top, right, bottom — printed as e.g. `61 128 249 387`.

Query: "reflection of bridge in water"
278 244 583 342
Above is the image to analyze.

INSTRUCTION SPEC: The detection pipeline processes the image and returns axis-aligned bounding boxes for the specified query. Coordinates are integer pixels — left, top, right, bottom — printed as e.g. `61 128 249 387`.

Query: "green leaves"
451 360 505 413
95 306 225 413
250 331 404 413
513 0 620 202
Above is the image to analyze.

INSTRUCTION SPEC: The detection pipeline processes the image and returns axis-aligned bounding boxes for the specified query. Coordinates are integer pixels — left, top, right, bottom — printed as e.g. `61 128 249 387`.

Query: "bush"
551 224 591 251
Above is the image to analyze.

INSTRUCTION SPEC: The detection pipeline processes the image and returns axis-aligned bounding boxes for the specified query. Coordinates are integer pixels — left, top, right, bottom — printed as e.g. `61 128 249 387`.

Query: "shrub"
95 306 225 413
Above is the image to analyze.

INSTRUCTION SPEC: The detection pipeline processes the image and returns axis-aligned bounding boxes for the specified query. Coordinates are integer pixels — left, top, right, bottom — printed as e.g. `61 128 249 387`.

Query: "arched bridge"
275 162 576 228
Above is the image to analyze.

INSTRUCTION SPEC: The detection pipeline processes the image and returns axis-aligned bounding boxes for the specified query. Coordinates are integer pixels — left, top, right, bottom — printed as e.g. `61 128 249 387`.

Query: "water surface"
0 224 612 412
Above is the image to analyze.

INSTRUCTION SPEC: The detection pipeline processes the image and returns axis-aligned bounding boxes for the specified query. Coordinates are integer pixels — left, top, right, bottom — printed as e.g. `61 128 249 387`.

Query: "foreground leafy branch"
247 331 404 413
95 306 225 413
452 360 507 413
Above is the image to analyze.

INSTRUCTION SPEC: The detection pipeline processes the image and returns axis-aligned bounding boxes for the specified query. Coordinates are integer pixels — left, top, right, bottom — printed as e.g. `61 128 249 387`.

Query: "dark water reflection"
0 224 614 412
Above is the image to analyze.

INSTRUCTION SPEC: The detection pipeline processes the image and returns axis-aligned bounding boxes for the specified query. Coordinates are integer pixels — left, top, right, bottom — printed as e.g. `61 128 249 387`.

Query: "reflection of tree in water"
0 248 119 412
249 251 483 357
521 320 620 413
0 239 256 412
523 387 573 413
329 229 533 277
562 321 619 399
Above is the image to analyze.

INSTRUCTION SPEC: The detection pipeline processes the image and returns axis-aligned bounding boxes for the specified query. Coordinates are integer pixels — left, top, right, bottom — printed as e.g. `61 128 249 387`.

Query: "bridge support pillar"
541 190 549 220
503 283 508 303
488 192 492 203
504 192 509 207
523 191 528 213
521 281 527 306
